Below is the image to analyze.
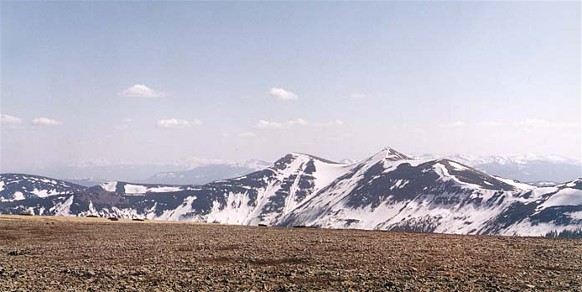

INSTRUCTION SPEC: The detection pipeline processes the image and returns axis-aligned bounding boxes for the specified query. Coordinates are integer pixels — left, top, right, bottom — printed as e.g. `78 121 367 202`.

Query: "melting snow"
568 211 582 220
102 182 117 192
31 188 52 198
124 184 148 195
448 161 468 171
206 192 253 224
51 196 74 216
538 188 582 208
13 191 25 201
494 177 535 190
158 196 197 221
148 186 182 193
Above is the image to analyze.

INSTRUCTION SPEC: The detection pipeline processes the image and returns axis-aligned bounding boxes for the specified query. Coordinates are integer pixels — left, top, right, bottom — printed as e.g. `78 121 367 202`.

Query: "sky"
1 1 580 172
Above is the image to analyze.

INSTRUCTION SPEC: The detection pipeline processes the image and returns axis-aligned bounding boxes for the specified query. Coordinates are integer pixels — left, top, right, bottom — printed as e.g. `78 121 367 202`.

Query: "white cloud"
316 119 344 127
513 119 578 131
115 118 134 130
157 118 202 129
120 84 167 98
238 132 256 138
478 121 504 127
32 117 62 126
1 114 22 125
350 93 367 99
255 120 283 129
254 118 344 130
286 118 309 126
438 121 466 128
269 88 298 101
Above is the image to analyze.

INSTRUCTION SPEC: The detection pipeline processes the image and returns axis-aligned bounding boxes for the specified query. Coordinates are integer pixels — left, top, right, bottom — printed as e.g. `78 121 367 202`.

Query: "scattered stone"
0 216 580 290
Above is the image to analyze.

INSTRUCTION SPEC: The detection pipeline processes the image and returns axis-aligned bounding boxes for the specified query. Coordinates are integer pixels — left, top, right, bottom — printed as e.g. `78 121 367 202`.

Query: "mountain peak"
272 153 339 171
376 147 411 161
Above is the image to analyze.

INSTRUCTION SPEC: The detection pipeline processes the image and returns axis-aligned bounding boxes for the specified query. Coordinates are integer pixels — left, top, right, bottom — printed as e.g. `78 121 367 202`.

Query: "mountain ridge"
1 147 580 236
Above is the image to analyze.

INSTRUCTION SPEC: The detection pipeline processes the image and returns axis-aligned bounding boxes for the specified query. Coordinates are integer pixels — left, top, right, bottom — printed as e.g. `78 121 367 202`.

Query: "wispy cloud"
349 93 367 99
115 118 134 130
157 118 202 129
438 121 466 128
317 119 344 127
238 132 256 138
1 114 22 125
32 117 62 126
120 84 167 98
477 121 504 127
286 118 309 126
254 118 344 130
513 119 578 131
269 88 298 101
255 120 283 129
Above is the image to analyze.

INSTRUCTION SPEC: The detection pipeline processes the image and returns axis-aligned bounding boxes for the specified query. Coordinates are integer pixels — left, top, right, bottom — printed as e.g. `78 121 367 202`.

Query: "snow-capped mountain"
0 147 580 236
414 153 581 183
0 174 85 202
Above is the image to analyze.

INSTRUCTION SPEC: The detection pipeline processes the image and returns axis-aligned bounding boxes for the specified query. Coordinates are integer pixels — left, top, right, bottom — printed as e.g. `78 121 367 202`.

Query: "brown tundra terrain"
0 215 581 291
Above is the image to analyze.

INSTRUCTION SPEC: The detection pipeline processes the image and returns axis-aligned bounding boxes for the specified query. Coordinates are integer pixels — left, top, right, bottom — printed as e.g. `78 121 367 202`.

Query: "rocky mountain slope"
0 148 580 236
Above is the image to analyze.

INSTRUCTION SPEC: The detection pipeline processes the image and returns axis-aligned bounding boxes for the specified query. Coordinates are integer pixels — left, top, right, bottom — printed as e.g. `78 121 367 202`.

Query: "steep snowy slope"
279 149 522 233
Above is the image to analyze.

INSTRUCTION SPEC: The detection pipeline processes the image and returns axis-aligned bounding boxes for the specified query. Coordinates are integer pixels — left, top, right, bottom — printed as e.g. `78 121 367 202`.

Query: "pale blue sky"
1 1 580 170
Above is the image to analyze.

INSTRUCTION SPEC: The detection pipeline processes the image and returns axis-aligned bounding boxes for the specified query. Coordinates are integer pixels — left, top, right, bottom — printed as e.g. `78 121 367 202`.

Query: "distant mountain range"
1 147 581 236
414 154 581 184
7 153 578 187
142 160 271 185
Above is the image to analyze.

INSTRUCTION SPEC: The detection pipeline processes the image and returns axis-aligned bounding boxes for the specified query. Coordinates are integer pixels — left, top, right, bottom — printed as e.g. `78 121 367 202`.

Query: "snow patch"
13 191 25 201
148 186 183 193
31 188 52 198
158 196 197 221
568 211 582 220
494 176 535 190
124 184 148 195
449 161 468 171
539 188 582 208
101 182 117 192
51 196 74 216
206 192 253 224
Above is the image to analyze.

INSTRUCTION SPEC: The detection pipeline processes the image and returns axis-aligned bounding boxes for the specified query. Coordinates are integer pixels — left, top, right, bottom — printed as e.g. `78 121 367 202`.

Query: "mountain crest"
374 147 411 162
273 153 338 170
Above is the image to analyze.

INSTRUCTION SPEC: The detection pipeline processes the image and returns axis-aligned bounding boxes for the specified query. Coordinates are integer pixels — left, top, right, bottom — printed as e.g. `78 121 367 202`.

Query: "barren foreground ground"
0 215 581 291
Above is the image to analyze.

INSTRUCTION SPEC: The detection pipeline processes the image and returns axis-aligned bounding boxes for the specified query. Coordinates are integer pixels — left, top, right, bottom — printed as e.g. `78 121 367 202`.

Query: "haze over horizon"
1 1 580 172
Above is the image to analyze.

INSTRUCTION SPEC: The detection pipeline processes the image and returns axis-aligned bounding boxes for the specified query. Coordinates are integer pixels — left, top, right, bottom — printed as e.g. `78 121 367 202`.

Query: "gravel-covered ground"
0 215 581 291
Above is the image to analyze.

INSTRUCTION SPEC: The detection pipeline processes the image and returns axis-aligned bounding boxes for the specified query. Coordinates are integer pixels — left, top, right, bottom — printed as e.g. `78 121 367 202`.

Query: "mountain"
17 164 179 183
0 174 85 202
0 147 581 236
8 159 271 187
62 177 108 187
414 153 581 183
